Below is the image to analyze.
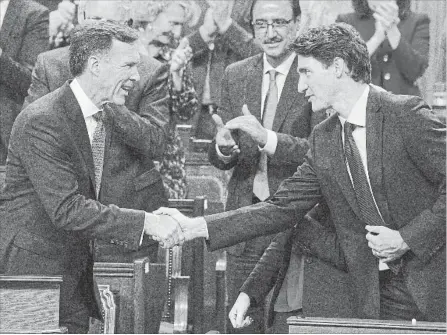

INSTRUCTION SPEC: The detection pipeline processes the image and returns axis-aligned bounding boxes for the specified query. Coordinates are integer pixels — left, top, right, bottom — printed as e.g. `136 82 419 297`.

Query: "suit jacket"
0 0 49 163
241 204 357 329
208 54 325 255
0 82 166 318
205 86 446 321
337 11 429 96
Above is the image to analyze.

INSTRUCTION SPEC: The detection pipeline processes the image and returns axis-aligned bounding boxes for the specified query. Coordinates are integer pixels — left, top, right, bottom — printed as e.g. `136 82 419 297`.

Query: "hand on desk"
154 207 209 247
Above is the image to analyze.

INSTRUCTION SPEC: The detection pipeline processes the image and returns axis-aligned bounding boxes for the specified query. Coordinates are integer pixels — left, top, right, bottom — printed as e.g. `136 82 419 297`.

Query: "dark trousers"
379 270 426 321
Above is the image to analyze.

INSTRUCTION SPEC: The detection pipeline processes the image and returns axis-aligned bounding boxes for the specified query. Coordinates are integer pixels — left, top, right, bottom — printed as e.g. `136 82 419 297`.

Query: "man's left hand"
365 225 410 262
225 104 268 147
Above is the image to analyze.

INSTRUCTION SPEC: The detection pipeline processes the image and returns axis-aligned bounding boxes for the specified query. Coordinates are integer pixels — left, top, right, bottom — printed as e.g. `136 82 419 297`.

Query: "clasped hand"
365 225 410 262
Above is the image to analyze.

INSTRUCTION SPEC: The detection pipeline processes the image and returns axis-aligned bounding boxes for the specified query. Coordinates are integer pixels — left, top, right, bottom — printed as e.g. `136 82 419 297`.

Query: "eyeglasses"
252 19 293 32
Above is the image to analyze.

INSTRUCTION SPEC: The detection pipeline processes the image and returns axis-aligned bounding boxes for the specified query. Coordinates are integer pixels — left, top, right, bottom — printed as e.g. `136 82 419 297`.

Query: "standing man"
159 23 446 322
207 0 324 332
0 0 49 163
0 21 183 333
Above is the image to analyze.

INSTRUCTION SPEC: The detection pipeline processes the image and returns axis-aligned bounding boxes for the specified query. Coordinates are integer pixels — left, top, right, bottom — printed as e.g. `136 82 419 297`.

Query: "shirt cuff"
259 129 277 156
215 142 233 164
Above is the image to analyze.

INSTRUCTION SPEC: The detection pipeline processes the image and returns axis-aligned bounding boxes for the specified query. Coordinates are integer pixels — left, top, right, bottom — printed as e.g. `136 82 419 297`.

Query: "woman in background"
134 1 200 199
337 0 429 96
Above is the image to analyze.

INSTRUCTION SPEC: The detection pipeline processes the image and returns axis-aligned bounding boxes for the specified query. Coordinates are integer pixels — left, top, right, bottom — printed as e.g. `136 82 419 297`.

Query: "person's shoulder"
225 53 263 74
20 0 49 15
22 84 67 119
38 46 69 64
405 11 430 24
336 12 357 23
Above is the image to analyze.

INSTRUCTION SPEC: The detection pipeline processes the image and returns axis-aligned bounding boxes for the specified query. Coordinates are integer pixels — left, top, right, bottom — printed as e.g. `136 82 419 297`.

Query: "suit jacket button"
305 257 313 264
384 73 391 81
383 54 389 62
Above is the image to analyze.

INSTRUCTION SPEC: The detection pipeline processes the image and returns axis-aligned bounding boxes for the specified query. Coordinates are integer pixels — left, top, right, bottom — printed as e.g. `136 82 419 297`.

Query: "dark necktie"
253 69 278 201
344 122 401 274
92 111 105 198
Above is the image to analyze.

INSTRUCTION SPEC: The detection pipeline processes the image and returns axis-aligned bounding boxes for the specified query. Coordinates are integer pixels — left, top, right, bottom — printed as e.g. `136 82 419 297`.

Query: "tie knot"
93 111 104 122
344 121 358 136
268 69 277 82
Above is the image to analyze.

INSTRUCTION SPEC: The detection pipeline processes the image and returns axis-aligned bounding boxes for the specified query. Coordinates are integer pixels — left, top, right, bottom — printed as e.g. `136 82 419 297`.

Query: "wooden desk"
288 316 447 334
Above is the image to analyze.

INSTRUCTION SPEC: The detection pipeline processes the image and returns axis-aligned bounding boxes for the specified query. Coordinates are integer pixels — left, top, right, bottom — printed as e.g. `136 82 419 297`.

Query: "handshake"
143 208 209 248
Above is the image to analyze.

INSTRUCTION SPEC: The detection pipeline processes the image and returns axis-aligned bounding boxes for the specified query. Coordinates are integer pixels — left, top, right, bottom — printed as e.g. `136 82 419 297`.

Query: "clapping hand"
207 0 235 34
213 114 240 157
371 1 400 32
170 38 193 74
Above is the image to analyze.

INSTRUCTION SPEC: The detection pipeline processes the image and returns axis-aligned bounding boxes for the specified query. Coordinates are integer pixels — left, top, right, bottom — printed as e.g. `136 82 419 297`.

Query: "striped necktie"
92 111 105 198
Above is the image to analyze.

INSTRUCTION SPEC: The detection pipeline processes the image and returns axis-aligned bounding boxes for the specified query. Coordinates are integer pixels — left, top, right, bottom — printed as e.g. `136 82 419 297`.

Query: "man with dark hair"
0 20 184 333
207 0 325 332
159 22 446 323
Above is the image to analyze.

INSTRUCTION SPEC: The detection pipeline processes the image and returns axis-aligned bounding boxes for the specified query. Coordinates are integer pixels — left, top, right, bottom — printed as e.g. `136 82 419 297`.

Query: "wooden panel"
0 275 62 333
288 317 447 334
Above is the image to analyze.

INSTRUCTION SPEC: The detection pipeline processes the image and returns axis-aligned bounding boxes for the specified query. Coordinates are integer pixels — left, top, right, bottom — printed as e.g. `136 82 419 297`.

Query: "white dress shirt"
0 0 10 29
70 79 102 145
338 85 388 270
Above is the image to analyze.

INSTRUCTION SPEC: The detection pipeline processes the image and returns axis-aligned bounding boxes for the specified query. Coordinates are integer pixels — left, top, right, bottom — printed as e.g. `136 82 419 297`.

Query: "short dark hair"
250 0 301 22
69 20 139 77
352 0 411 20
291 23 371 83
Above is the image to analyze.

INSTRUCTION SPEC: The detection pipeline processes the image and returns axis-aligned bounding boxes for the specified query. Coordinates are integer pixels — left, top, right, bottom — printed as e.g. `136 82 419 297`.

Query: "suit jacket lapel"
245 55 263 124
326 117 363 220
365 87 392 225
61 82 97 191
273 57 301 132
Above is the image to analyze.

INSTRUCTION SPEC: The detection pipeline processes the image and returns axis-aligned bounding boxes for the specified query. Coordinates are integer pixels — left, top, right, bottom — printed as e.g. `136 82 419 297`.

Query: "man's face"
150 3 186 47
297 55 333 112
252 0 297 63
97 40 141 105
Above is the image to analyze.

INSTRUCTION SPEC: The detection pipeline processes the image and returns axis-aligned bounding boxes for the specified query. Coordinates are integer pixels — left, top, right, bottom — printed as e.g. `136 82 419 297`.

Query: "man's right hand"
212 114 240 157
229 292 253 329
144 213 185 248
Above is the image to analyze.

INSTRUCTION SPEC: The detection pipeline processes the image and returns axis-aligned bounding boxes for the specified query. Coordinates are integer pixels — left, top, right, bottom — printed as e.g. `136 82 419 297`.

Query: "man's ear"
87 55 101 77
332 57 346 78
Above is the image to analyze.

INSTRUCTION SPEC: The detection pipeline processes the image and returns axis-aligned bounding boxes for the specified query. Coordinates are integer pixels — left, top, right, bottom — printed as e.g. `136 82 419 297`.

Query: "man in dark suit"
229 204 356 334
0 0 49 164
0 21 184 333
159 22 446 322
207 0 324 332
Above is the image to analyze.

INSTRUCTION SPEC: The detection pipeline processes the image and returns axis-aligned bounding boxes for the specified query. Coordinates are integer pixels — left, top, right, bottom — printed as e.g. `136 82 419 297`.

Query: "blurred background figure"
134 1 201 199
48 0 76 48
0 0 49 164
337 0 429 96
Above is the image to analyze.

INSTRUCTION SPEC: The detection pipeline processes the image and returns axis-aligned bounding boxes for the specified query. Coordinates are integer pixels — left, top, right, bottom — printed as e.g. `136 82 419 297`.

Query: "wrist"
386 26 401 49
144 213 160 236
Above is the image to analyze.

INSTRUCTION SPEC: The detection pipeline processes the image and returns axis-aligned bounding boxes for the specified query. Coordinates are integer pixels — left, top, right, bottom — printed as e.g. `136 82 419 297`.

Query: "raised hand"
144 213 185 248
207 0 235 34
228 292 253 329
170 38 193 74
225 104 268 147
371 1 400 31
212 114 240 157
365 225 409 263
200 8 219 42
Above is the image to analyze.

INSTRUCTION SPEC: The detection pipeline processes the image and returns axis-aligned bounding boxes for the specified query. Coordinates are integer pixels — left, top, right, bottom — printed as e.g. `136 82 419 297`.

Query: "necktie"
92 111 106 198
253 69 278 201
344 122 401 274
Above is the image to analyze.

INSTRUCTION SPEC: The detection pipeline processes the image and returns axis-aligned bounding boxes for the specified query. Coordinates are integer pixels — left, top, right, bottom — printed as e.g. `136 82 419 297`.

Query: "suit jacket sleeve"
205 135 324 251
240 229 291 305
0 6 49 97
391 14 430 83
398 98 446 263
22 52 51 108
105 60 170 160
14 112 145 250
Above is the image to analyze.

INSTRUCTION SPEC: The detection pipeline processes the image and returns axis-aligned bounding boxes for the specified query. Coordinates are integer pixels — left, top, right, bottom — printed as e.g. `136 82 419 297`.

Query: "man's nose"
297 77 307 94
131 67 140 82
266 24 276 39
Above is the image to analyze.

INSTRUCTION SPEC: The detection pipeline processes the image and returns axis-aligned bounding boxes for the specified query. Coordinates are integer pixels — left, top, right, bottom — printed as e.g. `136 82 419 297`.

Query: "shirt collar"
70 78 102 119
338 85 370 127
263 52 296 77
